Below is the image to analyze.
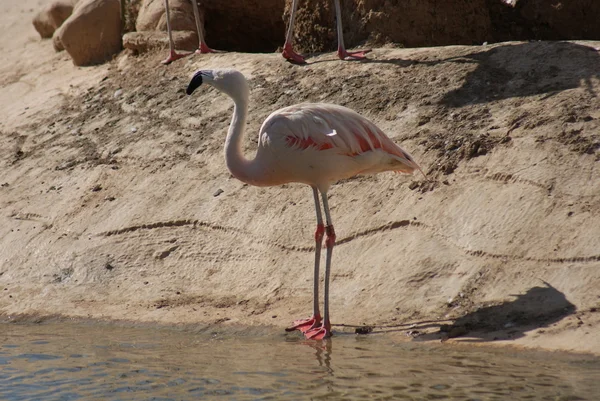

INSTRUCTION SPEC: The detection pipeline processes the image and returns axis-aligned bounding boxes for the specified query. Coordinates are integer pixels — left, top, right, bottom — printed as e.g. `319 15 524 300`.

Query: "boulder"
123 30 198 53
52 25 64 51
59 0 122 66
33 10 55 38
131 0 207 53
136 0 198 32
32 0 79 38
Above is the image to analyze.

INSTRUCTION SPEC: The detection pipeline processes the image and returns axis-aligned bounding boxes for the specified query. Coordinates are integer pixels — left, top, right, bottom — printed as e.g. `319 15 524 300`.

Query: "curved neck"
224 94 263 186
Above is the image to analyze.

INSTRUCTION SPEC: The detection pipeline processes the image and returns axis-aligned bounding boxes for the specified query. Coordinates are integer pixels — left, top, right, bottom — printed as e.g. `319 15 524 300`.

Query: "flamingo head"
186 69 249 101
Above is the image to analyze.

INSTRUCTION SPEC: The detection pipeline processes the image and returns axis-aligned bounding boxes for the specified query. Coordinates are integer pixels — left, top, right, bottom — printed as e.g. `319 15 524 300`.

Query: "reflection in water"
0 322 599 400
302 338 333 373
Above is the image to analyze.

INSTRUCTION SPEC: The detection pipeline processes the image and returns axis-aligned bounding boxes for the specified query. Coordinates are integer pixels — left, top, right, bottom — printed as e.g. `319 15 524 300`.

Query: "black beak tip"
186 72 203 95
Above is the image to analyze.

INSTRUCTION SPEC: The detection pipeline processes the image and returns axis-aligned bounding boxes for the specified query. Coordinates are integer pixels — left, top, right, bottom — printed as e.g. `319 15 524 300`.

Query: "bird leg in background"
190 0 214 54
283 0 370 63
306 192 335 340
286 187 324 333
162 0 191 64
333 0 370 60
163 0 214 64
282 0 307 64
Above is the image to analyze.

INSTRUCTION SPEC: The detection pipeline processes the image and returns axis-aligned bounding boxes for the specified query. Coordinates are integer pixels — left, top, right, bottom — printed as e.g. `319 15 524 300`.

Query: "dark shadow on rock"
305 41 600 106
415 281 576 343
439 41 600 107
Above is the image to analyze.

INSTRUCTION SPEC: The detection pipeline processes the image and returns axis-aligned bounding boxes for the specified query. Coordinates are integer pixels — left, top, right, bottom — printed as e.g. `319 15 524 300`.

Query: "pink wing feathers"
259 103 420 174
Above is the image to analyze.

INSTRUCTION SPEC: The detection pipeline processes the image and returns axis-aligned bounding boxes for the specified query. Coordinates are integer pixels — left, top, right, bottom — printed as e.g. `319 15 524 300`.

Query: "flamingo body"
257 104 418 191
186 69 421 339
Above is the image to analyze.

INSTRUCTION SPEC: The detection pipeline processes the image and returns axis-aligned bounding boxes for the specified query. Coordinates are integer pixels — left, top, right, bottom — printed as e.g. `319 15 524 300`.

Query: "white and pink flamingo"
186 69 421 339
162 0 370 65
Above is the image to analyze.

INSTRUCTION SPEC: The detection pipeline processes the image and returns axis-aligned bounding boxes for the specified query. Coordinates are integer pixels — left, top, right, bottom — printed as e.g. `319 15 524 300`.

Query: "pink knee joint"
325 225 336 248
315 223 325 243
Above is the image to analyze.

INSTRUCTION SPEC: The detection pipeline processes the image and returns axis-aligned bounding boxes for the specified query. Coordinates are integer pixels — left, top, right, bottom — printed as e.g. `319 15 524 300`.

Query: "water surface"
0 322 598 400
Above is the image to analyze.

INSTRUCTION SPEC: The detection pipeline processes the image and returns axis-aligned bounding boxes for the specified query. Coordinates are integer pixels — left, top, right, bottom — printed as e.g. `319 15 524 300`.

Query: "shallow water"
0 322 598 400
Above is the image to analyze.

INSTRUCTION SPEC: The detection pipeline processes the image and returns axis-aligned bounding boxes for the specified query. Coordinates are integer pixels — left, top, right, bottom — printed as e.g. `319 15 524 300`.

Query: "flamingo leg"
305 190 334 340
191 0 214 54
282 0 307 64
333 0 371 61
286 187 323 333
162 0 191 64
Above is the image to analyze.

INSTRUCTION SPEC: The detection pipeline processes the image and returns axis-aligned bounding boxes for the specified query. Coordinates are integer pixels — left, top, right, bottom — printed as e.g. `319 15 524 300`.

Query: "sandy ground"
1 1 599 356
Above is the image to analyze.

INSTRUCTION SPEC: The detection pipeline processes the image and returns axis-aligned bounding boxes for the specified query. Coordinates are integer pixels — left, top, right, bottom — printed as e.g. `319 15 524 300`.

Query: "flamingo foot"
195 42 215 54
282 43 307 64
305 323 332 340
338 48 371 61
285 315 321 334
162 50 190 65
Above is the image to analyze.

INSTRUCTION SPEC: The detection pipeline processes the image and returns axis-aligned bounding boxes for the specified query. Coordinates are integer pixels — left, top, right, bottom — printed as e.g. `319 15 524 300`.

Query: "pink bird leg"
196 41 215 55
305 321 332 340
287 194 335 340
282 42 307 65
191 0 215 55
282 0 307 64
304 224 335 340
162 0 214 65
286 193 333 339
285 314 322 333
162 50 190 65
333 0 370 61
283 0 370 64
337 48 372 61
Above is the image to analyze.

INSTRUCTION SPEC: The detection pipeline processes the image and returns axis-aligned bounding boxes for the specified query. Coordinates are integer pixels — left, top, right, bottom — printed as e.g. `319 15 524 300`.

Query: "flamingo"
162 0 214 65
185 69 421 339
283 0 371 64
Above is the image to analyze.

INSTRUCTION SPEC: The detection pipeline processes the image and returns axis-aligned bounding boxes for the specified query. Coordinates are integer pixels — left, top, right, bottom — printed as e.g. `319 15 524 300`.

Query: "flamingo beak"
186 71 204 95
